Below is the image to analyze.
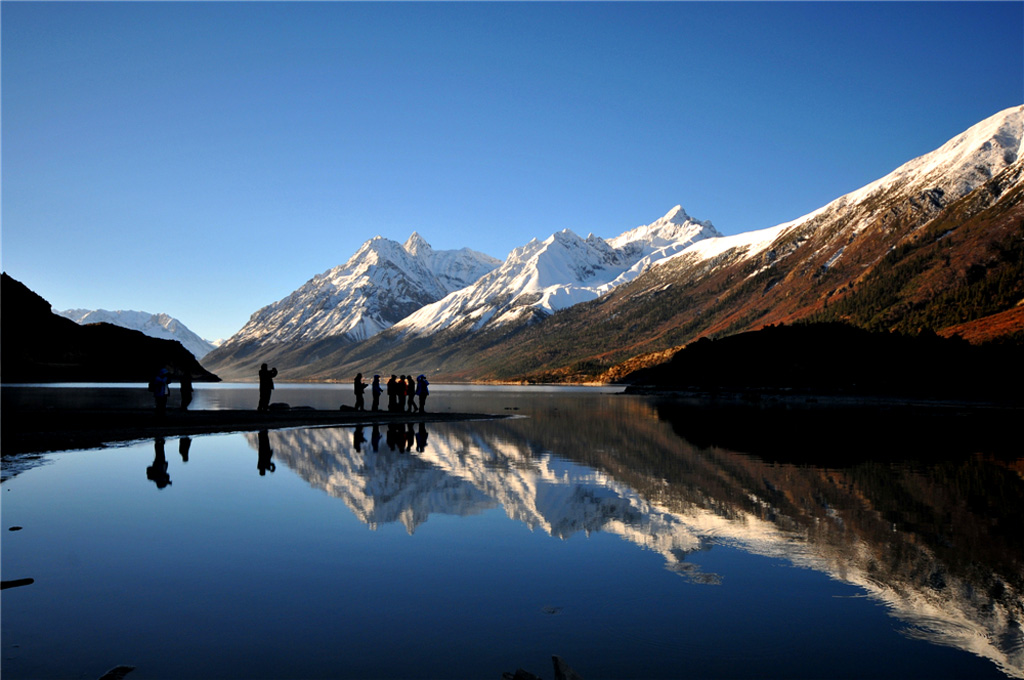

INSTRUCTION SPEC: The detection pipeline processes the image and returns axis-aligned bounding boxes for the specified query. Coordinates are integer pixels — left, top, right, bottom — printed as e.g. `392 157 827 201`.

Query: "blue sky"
3 2 1022 342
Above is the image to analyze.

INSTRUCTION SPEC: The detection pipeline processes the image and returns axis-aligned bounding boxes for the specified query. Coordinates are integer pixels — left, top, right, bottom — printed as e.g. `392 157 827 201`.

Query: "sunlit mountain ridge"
208 105 1024 383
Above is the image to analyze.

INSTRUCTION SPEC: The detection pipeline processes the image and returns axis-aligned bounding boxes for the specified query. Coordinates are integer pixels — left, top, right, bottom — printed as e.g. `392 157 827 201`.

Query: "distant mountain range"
58 309 219 360
204 104 1024 384
1 273 219 383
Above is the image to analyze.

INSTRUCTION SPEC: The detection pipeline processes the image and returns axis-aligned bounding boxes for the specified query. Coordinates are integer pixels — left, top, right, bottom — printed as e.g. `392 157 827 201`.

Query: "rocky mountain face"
202 233 499 378
58 308 218 360
1 273 220 383
204 208 723 380
391 206 720 337
207 105 1023 383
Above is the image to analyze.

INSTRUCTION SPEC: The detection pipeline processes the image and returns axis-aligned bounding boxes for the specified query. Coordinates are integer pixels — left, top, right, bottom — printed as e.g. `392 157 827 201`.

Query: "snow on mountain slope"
661 104 1024 275
58 308 218 360
393 206 722 336
226 233 500 346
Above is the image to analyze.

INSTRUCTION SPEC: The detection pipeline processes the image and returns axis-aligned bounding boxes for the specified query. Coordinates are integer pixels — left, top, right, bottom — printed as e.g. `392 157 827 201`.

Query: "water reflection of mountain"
245 404 1024 678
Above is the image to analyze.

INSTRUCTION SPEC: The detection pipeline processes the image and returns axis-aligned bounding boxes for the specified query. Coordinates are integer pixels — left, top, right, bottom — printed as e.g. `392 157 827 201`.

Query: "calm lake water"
2 384 1022 680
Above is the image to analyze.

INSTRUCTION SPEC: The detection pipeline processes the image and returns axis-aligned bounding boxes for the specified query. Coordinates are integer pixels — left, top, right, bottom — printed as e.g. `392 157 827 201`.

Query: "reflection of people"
371 375 382 412
258 363 278 412
180 371 194 411
147 437 172 488
179 436 192 462
353 425 366 452
405 422 415 451
354 373 367 411
416 375 429 413
416 422 429 452
371 424 382 452
257 429 276 475
386 422 403 451
152 368 171 417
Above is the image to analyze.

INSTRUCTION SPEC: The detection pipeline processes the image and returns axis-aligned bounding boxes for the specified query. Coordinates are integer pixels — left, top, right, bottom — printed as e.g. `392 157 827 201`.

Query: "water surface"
2 385 1021 679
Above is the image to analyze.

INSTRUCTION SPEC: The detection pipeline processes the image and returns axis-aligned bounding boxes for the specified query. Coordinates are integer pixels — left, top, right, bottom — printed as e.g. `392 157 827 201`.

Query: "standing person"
371 375 382 412
353 373 367 411
416 374 430 413
406 375 417 412
179 371 194 411
151 368 171 418
258 363 278 412
387 375 399 412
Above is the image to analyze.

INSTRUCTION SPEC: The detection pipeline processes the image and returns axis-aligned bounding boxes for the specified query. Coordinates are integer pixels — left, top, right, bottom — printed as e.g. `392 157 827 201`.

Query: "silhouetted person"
180 372 194 411
371 375 382 412
257 429 276 475
371 424 382 452
258 363 278 412
353 425 366 453
353 373 367 411
147 437 172 489
152 368 171 418
416 374 430 413
179 436 192 462
387 375 399 412
406 375 417 412
416 422 429 452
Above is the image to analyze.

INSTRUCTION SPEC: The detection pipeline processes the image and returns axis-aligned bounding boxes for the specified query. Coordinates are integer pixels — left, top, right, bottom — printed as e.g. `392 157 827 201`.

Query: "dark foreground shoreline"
1 407 508 455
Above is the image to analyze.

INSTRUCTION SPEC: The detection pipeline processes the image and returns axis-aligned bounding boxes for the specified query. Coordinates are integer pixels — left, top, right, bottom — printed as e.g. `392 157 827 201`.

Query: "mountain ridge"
2 273 220 383
58 308 218 360
204 105 1024 383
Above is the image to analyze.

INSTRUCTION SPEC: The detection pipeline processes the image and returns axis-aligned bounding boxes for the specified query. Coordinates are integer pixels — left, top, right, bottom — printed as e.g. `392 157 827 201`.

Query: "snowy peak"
58 308 217 359
223 234 500 347
393 206 721 336
403 231 432 257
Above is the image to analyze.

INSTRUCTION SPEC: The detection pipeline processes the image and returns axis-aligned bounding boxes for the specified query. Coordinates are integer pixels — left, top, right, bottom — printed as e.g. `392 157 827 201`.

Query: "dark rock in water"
9 526 23 531
552 656 584 680
0 578 35 590
502 670 543 680
97 666 135 680
501 656 584 680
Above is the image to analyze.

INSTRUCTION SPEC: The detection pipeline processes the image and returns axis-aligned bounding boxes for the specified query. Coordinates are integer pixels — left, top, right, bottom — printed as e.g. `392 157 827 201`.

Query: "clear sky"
3 1 1022 342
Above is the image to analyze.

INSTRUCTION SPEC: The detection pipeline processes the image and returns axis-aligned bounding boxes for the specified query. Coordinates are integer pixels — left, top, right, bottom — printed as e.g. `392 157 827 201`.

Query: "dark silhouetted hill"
622 322 1022 402
1 273 220 383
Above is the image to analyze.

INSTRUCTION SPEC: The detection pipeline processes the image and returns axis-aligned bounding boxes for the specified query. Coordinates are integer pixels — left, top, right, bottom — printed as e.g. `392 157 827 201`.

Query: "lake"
2 384 1022 679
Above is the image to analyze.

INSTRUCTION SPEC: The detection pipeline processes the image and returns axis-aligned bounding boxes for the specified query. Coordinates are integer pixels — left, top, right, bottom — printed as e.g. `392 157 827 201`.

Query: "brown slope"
468 154 1024 383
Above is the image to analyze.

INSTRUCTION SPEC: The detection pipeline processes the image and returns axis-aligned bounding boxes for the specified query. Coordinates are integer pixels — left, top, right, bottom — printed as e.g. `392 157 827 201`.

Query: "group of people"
151 362 431 416
353 373 429 413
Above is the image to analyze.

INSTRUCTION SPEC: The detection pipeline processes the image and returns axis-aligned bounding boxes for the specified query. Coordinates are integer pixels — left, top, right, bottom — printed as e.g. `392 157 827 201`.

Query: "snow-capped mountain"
392 206 721 336
58 308 218 360
205 105 1024 382
224 233 500 347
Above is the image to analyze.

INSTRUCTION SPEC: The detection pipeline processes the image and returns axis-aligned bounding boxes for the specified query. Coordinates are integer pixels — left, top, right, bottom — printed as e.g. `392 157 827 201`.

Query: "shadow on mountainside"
623 322 1024 404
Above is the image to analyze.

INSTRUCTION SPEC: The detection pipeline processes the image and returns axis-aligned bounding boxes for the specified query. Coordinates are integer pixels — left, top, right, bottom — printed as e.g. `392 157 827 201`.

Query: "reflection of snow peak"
247 424 1024 679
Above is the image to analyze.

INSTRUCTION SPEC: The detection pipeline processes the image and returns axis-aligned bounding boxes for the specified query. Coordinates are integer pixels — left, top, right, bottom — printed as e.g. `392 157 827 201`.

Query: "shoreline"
1 407 509 455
